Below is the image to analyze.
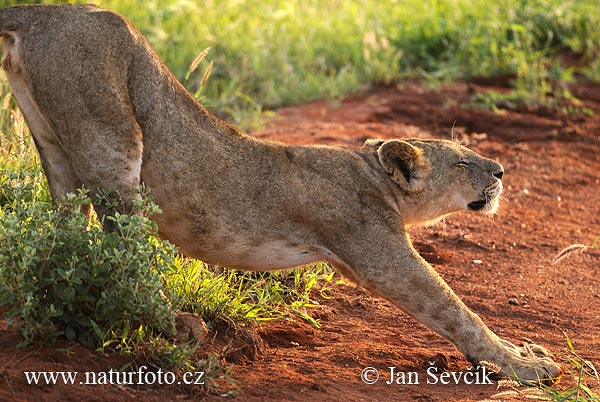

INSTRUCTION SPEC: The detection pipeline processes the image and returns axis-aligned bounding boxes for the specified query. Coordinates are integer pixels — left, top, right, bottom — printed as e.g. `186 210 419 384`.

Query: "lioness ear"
376 140 431 192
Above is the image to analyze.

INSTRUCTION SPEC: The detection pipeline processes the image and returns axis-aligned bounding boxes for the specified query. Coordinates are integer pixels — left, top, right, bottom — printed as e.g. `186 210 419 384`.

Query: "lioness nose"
488 159 504 180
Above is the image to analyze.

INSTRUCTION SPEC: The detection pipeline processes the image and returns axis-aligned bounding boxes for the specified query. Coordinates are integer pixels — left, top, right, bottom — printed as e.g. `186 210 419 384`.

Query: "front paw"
493 340 563 384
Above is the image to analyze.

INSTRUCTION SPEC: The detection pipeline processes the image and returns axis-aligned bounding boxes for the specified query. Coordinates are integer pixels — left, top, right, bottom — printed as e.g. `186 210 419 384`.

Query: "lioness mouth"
467 200 488 211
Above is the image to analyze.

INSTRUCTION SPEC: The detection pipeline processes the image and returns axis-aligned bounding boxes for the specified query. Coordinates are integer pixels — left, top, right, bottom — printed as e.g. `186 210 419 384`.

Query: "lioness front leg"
338 228 562 383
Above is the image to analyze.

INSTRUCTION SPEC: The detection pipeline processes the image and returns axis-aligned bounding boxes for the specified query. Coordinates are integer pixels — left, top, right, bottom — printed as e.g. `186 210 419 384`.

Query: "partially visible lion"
0 4 561 382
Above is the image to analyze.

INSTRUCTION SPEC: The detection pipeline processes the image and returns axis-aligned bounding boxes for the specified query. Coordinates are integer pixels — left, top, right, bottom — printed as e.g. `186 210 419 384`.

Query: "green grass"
1 0 600 122
493 336 599 401
167 258 334 328
100 0 600 119
0 0 598 124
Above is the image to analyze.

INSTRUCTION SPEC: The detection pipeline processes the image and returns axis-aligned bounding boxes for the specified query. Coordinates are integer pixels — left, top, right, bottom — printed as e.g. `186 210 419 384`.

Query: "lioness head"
365 138 504 225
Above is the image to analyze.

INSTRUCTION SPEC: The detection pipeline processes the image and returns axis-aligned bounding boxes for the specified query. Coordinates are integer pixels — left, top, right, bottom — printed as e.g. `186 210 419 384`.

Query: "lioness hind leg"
61 119 144 231
2 13 143 230
2 35 91 217
2 32 142 226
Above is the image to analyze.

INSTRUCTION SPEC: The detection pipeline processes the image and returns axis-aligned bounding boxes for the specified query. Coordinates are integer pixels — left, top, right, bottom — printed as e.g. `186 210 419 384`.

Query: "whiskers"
485 204 502 222
450 120 466 145
451 121 458 142
494 194 508 216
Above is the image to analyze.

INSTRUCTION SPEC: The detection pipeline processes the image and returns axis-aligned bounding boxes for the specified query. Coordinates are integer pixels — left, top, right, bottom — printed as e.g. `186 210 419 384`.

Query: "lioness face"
367 138 504 225
432 140 504 214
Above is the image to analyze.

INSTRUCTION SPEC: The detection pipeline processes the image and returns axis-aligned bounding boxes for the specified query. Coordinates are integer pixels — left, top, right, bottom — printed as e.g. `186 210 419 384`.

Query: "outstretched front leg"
333 225 562 383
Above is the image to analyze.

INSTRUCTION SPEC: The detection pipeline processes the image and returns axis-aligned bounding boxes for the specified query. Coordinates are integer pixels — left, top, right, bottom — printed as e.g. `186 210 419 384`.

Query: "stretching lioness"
0 4 561 382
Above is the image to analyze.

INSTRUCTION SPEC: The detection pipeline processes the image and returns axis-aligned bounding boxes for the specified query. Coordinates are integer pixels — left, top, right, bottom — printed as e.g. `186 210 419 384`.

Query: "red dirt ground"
1 81 599 401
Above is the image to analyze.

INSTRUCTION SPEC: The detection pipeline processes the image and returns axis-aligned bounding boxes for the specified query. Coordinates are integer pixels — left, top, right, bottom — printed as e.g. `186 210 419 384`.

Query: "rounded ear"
376 140 431 192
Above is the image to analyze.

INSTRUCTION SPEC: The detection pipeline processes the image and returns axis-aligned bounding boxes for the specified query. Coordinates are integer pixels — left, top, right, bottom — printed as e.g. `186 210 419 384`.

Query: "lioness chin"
0 4 561 383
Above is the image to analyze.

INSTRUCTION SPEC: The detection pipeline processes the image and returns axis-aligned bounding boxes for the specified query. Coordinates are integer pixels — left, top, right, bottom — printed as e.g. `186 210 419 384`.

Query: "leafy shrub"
0 174 177 348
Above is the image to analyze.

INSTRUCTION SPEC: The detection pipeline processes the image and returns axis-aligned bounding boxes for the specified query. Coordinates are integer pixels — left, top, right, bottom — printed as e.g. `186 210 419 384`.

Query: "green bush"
0 173 177 348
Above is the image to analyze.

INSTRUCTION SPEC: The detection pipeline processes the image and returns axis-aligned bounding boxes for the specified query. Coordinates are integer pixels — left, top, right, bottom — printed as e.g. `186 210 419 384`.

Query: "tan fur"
0 4 561 382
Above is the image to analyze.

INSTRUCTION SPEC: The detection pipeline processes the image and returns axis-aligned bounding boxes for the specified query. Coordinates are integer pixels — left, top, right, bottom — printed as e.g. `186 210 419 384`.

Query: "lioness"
0 4 561 382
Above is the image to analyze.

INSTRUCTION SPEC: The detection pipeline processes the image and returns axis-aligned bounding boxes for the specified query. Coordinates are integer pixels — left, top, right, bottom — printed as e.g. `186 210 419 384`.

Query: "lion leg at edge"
336 229 562 383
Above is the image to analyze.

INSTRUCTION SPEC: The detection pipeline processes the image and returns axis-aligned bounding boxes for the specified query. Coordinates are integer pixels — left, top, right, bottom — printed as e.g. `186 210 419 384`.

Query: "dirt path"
1 81 599 401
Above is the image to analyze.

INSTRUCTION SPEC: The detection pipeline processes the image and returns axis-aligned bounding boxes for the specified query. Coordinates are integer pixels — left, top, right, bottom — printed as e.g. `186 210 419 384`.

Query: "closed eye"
457 160 469 168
